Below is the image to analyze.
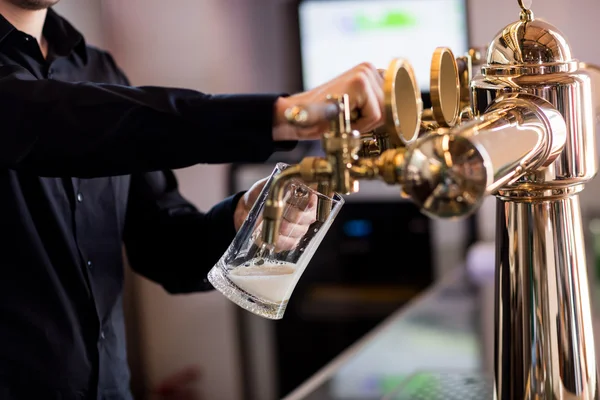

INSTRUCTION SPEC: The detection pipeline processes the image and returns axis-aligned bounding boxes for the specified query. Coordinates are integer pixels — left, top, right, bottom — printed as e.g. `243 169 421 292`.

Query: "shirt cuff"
199 93 297 162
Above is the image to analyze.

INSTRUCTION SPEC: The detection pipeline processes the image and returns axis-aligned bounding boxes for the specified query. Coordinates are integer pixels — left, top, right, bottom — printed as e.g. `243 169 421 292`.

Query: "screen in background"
298 0 469 93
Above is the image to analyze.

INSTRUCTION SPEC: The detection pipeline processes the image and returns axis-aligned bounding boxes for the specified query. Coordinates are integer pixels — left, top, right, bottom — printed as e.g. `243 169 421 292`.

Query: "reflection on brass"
316 181 333 222
358 58 423 158
484 4 574 76
421 47 473 133
456 48 483 122
473 2 599 399
264 2 600 398
261 165 301 245
383 58 422 146
419 109 439 134
430 47 460 127
284 103 360 127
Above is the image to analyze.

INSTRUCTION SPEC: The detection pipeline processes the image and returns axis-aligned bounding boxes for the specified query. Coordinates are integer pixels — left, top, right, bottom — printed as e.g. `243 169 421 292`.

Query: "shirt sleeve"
123 169 239 293
0 62 296 178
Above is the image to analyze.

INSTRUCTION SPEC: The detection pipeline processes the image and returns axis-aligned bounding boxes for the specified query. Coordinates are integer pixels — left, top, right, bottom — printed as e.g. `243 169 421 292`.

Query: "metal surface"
396 93 566 218
261 164 302 245
258 1 600 398
383 58 422 147
474 4 599 397
483 0 574 76
418 47 468 134
495 195 596 399
357 58 423 158
430 47 460 128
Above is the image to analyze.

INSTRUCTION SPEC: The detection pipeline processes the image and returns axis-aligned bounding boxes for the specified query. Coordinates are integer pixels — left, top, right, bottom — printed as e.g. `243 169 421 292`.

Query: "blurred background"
51 0 600 399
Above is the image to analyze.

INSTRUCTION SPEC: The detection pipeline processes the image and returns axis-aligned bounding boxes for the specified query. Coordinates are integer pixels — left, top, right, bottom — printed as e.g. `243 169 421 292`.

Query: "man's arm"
0 63 295 178
123 170 237 293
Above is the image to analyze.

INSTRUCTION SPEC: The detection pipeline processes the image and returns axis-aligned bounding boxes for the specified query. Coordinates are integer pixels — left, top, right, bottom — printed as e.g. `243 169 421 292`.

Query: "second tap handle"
285 103 360 128
285 103 340 127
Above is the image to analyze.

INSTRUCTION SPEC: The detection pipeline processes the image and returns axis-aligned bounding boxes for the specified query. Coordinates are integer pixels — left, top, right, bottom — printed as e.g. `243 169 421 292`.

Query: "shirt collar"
0 7 87 61
0 12 14 43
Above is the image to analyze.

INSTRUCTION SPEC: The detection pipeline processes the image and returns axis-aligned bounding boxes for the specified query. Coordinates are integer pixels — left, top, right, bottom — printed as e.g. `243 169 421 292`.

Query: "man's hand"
234 177 318 251
272 62 385 141
233 177 269 233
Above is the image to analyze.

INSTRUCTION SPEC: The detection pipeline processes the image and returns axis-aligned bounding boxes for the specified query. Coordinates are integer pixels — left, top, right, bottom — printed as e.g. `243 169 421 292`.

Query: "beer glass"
207 163 344 319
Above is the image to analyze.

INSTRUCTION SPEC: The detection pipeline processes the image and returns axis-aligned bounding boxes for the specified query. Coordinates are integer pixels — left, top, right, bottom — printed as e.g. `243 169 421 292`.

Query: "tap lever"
430 47 461 128
284 102 360 128
284 103 339 127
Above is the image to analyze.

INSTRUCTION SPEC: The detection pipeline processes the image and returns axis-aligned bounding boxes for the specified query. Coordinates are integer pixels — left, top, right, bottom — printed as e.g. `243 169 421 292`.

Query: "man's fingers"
275 235 298 252
252 186 323 252
349 65 384 132
282 194 317 225
333 62 384 132
279 219 311 239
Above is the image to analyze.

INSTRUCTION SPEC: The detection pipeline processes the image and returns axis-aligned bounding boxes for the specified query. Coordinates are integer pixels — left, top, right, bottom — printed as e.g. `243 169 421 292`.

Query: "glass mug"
207 163 344 319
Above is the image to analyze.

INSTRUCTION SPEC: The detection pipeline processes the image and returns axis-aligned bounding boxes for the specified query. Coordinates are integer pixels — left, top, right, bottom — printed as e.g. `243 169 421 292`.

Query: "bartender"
0 0 385 399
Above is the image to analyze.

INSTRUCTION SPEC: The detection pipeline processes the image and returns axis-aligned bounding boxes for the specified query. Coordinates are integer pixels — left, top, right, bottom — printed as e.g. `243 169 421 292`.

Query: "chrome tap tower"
260 1 600 398
476 3 599 399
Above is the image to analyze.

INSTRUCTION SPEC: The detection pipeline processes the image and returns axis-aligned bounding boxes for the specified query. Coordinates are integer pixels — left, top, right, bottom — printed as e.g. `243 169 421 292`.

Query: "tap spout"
400 93 567 218
316 182 334 222
260 157 334 247
260 165 303 246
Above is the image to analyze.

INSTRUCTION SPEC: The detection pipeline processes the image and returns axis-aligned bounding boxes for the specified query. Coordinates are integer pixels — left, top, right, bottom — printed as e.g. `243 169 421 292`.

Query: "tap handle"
284 103 339 127
430 47 461 128
284 103 360 128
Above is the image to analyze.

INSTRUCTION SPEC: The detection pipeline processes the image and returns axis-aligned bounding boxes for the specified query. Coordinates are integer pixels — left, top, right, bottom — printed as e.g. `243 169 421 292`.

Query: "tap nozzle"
260 165 302 247
260 158 334 247
261 198 285 246
316 182 334 222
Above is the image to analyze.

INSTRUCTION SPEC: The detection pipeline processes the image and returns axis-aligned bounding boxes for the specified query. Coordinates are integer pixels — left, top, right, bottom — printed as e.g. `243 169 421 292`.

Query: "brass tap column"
470 3 599 399
261 6 600 397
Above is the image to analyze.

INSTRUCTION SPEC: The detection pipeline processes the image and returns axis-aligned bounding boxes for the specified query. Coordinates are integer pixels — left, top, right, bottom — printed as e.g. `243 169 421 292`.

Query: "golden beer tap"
262 1 600 398
356 61 423 158
261 44 483 237
357 47 482 158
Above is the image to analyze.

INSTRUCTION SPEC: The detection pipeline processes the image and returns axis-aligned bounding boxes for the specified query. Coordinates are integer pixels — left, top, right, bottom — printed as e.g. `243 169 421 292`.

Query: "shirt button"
76 192 84 202
87 260 93 269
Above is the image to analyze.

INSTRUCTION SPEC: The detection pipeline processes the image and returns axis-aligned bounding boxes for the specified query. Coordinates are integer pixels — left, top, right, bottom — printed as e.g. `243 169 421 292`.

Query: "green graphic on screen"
354 10 417 31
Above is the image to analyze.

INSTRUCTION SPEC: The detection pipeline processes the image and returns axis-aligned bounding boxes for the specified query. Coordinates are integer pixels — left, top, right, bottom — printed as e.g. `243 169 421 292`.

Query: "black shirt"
0 8 293 400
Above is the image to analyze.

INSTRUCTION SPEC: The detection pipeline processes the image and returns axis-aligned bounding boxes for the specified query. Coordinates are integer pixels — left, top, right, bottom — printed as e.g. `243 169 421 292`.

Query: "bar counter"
282 260 600 400
282 267 495 400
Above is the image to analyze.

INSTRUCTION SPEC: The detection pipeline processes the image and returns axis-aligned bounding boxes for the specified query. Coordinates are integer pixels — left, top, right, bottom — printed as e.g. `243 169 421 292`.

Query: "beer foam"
228 262 298 303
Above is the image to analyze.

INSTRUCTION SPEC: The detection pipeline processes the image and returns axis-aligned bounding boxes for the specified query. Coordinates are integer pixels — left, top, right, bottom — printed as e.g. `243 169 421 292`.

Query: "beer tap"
261 1 600 397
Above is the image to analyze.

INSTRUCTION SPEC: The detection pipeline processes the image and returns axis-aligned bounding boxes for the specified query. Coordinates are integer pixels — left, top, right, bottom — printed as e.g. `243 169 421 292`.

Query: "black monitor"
297 0 470 108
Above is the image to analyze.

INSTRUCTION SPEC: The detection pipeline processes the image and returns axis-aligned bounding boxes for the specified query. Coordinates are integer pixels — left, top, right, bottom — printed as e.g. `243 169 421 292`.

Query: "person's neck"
0 4 48 56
